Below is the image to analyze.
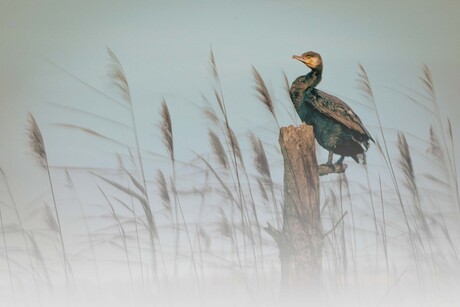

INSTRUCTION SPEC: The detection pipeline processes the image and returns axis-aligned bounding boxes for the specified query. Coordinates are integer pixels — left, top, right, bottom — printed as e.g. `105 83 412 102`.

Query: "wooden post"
267 124 324 293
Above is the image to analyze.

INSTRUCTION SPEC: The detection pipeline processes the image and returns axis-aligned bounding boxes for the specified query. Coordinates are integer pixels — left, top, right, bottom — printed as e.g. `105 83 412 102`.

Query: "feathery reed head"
208 130 228 169
421 64 435 100
252 66 276 119
156 170 171 212
201 94 222 126
249 132 271 179
397 132 417 194
160 99 174 161
357 64 374 101
107 48 131 104
203 106 220 126
427 125 444 161
227 127 244 168
27 113 47 168
209 48 219 81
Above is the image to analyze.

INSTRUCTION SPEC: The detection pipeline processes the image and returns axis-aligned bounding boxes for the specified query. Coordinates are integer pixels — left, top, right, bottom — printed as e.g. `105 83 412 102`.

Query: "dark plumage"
290 51 374 165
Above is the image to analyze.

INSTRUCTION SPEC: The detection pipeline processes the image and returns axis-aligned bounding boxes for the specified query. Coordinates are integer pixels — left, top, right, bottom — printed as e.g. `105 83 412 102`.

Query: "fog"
1 0 460 306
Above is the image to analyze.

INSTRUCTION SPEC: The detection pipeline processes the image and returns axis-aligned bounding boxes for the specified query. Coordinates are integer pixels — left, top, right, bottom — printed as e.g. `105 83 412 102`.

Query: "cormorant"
289 51 374 166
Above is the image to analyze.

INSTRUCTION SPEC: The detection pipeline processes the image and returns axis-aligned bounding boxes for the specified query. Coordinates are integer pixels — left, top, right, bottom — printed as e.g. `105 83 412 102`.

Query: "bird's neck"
305 67 322 89
290 66 323 110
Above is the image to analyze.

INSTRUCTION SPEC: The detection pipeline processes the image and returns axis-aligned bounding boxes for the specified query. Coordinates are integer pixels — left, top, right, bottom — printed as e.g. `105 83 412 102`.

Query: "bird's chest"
295 102 314 124
289 87 305 109
289 77 309 107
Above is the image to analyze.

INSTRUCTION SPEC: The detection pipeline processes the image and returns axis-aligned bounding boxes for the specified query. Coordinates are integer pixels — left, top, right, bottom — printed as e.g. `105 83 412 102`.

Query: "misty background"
1 0 460 306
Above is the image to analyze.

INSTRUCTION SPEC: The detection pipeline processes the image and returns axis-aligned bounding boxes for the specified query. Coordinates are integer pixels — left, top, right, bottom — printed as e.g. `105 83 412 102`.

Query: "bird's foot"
335 156 345 165
319 162 336 171
318 162 348 176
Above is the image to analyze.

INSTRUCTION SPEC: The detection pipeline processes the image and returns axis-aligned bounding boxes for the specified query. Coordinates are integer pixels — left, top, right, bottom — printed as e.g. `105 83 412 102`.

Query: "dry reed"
27 113 72 284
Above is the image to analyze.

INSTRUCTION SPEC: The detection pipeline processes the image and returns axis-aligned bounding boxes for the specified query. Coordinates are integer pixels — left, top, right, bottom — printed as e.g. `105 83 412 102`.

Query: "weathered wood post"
267 124 326 294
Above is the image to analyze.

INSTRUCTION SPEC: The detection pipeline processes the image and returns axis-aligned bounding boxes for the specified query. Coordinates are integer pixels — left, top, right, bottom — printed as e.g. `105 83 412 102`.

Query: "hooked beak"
292 55 304 63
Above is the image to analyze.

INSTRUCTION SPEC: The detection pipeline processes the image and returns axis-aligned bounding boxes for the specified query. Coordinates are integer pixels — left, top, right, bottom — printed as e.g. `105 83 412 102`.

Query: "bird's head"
292 51 322 70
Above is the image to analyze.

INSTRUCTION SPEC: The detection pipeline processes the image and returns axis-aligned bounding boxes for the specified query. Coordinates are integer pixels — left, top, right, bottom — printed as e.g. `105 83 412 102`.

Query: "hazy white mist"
1 1 460 306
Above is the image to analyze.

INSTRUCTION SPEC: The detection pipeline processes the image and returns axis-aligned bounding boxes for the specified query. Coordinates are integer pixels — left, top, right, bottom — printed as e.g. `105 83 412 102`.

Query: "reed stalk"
160 99 200 288
27 113 72 285
0 207 15 297
107 48 159 283
357 66 423 285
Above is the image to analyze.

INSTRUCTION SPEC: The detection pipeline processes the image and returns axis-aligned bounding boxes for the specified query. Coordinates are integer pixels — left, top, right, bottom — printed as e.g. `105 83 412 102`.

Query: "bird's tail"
352 135 370 151
355 153 367 165
364 139 370 151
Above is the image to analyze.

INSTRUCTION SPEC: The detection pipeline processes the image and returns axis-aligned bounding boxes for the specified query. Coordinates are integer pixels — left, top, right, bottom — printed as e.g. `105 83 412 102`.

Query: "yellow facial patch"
306 57 321 68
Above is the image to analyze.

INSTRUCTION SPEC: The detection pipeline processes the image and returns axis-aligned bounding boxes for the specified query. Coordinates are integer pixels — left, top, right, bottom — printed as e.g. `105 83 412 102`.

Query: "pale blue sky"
1 0 459 205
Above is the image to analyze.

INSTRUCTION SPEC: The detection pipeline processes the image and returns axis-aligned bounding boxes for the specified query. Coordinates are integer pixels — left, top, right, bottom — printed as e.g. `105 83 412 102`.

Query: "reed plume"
161 99 174 164
160 99 199 285
206 51 261 271
160 99 180 272
107 48 160 283
209 47 219 81
202 105 220 126
156 170 171 212
107 48 131 104
428 125 444 162
398 132 432 238
249 132 281 227
208 130 229 169
357 66 421 276
226 127 244 168
249 133 270 180
421 64 435 102
27 114 47 168
421 65 460 213
252 66 277 125
397 132 418 194
27 113 72 283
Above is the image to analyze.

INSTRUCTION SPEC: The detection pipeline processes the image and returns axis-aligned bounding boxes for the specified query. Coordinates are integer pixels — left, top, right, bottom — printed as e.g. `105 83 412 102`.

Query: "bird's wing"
307 89 374 141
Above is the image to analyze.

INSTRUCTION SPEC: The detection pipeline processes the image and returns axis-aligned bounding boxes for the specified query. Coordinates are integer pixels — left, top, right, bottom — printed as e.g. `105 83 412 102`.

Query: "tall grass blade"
0 207 15 296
